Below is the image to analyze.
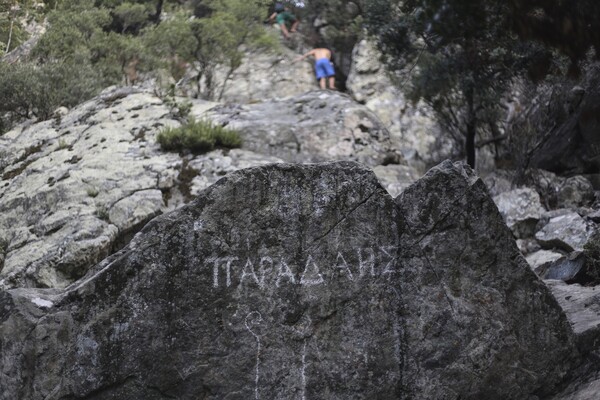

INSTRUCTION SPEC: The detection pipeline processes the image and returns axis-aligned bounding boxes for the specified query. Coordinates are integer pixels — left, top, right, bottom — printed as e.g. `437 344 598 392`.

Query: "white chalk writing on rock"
209 247 398 288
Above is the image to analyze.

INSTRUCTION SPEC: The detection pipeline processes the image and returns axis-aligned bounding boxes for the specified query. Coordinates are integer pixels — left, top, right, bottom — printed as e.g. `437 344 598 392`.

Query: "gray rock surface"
346 39 456 169
482 169 514 197
205 90 401 167
542 279 600 398
552 375 600 400
395 161 577 399
542 252 588 283
545 280 600 353
0 161 578 399
0 89 181 289
530 65 600 175
526 249 563 274
493 188 545 238
182 42 316 103
557 176 595 209
536 212 596 252
0 87 421 290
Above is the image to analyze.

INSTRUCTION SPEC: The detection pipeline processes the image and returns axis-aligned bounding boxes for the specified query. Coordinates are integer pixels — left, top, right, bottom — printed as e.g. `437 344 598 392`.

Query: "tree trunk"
218 64 236 101
6 19 14 53
465 86 476 168
466 122 476 168
152 0 164 24
204 66 214 100
194 71 203 99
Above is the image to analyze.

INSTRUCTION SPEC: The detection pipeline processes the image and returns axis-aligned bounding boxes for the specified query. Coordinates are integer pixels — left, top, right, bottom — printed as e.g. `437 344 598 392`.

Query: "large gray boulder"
545 280 600 400
0 161 578 399
545 280 600 353
493 188 545 238
526 249 564 274
535 211 596 252
395 161 577 399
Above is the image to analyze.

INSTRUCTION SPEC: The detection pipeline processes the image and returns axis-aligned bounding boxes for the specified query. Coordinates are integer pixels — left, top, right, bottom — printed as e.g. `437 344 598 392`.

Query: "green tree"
91 31 146 81
113 2 152 33
0 60 105 128
33 2 147 84
33 4 112 62
366 0 542 168
507 0 600 75
0 0 34 55
145 0 273 100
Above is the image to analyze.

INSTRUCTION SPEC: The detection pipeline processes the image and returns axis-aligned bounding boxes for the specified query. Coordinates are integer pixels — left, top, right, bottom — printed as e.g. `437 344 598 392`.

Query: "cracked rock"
535 212 596 252
0 161 578 399
493 188 545 238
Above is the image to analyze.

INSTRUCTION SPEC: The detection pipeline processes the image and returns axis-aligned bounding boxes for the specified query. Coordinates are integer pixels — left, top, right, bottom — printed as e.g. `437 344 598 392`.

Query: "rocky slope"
0 86 416 290
2 28 600 399
0 161 579 399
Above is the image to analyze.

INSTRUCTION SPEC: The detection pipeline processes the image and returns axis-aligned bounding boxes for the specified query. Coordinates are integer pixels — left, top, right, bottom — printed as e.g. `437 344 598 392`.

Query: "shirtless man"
293 48 336 90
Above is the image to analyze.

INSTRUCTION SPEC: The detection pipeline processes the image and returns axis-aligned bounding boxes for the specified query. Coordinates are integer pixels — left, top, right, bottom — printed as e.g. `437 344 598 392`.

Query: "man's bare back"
293 47 336 90
307 48 331 60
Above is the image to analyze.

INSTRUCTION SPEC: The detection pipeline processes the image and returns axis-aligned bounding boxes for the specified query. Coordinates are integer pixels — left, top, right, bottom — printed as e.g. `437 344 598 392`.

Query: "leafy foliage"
0 0 274 133
145 0 274 100
156 118 242 153
508 0 600 75
365 0 547 168
0 0 37 55
33 5 108 60
0 60 106 130
113 2 152 34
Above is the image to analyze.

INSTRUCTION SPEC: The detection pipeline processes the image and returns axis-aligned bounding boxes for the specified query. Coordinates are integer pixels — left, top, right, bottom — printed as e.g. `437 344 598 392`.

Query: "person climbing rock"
268 3 299 39
293 48 336 90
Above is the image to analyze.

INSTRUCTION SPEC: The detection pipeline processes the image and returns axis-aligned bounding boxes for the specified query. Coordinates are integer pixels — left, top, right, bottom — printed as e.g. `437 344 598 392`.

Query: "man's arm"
292 49 316 63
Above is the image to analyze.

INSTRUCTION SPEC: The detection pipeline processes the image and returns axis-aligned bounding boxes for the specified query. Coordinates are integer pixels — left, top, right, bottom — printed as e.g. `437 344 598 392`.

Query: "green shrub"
156 118 242 153
0 60 107 130
215 127 243 148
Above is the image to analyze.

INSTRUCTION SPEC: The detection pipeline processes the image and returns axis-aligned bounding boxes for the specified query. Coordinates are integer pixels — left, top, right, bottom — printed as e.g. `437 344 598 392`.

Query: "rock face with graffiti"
0 161 579 399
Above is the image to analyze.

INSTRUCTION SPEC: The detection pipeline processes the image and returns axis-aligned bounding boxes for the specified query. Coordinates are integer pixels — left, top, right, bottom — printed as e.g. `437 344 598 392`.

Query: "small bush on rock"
157 118 242 153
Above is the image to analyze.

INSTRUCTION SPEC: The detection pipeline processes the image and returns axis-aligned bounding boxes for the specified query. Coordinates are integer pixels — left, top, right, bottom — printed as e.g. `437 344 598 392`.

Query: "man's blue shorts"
315 58 335 79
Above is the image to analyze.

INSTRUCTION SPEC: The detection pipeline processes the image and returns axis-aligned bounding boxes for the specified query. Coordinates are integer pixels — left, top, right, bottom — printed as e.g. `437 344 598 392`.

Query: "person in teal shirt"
268 5 299 39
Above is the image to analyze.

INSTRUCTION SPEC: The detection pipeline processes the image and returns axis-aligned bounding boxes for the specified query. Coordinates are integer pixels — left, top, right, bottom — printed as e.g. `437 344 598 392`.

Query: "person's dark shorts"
315 58 335 79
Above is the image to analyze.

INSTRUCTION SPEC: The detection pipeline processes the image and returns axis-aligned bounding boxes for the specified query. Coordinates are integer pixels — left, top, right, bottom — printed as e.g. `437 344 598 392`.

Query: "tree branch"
476 135 506 148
